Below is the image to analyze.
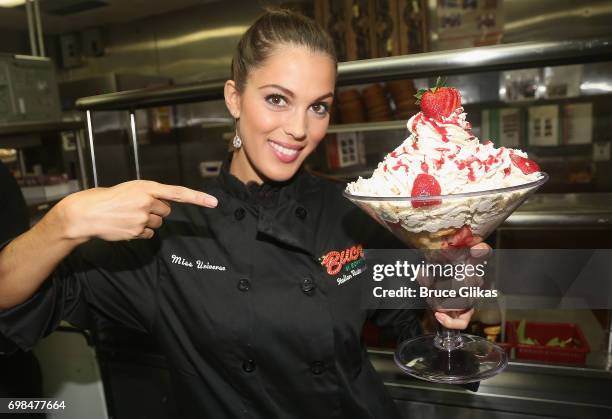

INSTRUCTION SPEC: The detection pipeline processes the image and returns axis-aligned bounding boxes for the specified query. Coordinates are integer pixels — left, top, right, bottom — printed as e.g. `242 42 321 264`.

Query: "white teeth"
270 141 299 156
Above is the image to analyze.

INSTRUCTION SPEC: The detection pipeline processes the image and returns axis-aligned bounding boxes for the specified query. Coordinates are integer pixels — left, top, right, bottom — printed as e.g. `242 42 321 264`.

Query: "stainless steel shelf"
327 120 407 134
337 37 612 86
0 120 84 137
75 37 612 111
76 80 225 112
502 192 612 228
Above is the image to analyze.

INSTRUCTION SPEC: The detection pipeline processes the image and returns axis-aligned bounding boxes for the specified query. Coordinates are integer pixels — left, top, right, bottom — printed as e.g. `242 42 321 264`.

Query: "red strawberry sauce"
392 162 409 172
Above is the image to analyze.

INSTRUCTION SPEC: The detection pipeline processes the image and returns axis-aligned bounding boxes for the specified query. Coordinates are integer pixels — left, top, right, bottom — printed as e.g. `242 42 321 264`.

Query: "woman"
0 9 481 419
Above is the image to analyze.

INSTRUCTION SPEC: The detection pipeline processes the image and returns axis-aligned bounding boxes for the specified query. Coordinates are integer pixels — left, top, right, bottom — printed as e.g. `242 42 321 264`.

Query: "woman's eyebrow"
259 84 295 97
259 84 333 101
314 92 334 101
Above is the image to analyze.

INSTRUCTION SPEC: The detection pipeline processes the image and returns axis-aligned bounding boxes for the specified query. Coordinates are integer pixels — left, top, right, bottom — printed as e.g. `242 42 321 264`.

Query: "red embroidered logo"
319 244 364 276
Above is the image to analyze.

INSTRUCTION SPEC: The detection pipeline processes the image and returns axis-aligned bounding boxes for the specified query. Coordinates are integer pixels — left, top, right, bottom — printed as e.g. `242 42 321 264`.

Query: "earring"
232 132 242 149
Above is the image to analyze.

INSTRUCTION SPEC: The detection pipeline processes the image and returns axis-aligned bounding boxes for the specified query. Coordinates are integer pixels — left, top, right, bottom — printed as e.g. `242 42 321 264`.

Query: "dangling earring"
232 132 242 149
232 117 242 149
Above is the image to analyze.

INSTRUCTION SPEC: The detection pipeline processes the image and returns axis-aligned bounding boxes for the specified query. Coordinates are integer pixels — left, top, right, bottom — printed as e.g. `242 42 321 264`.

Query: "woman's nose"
283 111 307 140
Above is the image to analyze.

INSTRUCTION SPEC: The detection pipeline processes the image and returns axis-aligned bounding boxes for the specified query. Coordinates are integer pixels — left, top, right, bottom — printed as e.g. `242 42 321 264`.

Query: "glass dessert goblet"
344 173 548 383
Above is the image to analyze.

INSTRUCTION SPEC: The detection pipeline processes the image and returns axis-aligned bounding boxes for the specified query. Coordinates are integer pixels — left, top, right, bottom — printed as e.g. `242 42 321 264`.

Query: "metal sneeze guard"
75 37 612 188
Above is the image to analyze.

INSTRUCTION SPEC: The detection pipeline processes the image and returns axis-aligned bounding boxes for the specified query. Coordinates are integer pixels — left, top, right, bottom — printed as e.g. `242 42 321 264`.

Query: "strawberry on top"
415 77 462 122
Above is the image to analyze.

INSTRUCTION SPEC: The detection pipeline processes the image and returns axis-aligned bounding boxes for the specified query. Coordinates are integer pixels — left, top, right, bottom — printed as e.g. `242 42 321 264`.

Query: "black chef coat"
0 161 46 418
0 161 29 242
0 156 422 419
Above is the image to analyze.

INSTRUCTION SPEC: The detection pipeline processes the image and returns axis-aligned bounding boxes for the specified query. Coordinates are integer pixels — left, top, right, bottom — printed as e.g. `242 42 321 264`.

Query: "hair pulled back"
231 8 337 92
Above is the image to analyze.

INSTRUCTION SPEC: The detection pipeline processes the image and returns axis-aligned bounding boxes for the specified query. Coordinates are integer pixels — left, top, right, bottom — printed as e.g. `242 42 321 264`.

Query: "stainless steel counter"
503 193 612 229
369 349 612 419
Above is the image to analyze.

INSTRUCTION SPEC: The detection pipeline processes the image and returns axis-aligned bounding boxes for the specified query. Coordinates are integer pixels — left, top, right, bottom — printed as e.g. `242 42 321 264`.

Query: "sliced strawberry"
447 225 476 248
510 152 540 175
411 174 441 208
415 77 462 121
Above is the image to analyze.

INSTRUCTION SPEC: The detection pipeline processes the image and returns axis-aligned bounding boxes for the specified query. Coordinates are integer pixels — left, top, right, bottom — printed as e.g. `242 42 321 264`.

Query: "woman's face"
225 44 336 183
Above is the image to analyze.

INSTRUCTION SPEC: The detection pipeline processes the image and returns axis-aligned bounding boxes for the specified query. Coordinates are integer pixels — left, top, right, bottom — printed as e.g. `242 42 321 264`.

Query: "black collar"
211 153 324 257
216 154 308 208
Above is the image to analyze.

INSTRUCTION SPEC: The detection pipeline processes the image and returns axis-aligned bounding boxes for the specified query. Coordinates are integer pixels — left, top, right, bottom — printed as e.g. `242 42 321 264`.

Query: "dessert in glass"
344 79 548 383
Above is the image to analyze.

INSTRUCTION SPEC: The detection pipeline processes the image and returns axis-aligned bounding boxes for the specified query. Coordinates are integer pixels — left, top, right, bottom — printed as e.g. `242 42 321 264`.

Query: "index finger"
149 182 218 207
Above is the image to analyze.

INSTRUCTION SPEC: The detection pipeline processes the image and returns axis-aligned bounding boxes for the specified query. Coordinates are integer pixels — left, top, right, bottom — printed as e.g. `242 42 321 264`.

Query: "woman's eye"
265 94 287 107
311 103 330 116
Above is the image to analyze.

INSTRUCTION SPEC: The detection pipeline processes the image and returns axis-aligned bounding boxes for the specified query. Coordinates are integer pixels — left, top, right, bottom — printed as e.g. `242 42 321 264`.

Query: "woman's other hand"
433 242 492 330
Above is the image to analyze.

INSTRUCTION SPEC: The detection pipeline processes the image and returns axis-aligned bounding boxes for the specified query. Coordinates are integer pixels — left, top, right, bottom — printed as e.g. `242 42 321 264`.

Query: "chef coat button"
295 206 307 220
301 277 316 295
234 207 246 220
310 361 325 375
242 359 256 373
237 278 251 292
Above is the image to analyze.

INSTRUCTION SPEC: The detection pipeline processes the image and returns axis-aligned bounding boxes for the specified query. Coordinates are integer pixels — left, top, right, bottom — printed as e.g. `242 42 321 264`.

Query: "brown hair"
231 8 337 92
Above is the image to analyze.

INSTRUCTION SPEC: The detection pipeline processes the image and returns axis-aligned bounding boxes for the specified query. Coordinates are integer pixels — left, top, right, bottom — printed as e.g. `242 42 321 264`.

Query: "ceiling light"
0 0 26 8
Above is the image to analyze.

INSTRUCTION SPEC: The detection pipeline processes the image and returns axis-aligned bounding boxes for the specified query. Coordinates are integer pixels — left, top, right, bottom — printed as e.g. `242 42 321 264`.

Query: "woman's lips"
268 140 303 163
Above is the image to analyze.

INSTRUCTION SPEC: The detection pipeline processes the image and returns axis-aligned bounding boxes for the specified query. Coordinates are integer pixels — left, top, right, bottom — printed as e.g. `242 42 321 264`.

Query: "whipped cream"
345 107 544 236
347 108 541 197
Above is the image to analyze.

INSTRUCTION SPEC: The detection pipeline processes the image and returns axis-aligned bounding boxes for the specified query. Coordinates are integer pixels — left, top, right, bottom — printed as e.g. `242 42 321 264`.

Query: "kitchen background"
0 2 611 418
0 0 610 197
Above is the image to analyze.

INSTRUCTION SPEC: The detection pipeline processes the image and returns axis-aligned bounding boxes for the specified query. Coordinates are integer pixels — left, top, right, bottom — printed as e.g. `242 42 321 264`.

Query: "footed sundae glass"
344 173 548 383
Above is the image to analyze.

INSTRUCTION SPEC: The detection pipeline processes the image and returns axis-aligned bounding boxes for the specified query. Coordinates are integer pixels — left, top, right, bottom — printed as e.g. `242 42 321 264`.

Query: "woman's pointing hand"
57 180 218 242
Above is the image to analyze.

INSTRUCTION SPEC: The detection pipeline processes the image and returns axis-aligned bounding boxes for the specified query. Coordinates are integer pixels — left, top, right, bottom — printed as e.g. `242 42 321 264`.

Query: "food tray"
506 321 590 365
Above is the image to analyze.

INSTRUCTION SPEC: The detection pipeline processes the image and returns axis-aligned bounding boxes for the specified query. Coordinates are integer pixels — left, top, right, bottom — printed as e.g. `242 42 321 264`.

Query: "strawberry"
411 174 441 208
446 225 480 248
415 77 462 121
510 153 540 174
